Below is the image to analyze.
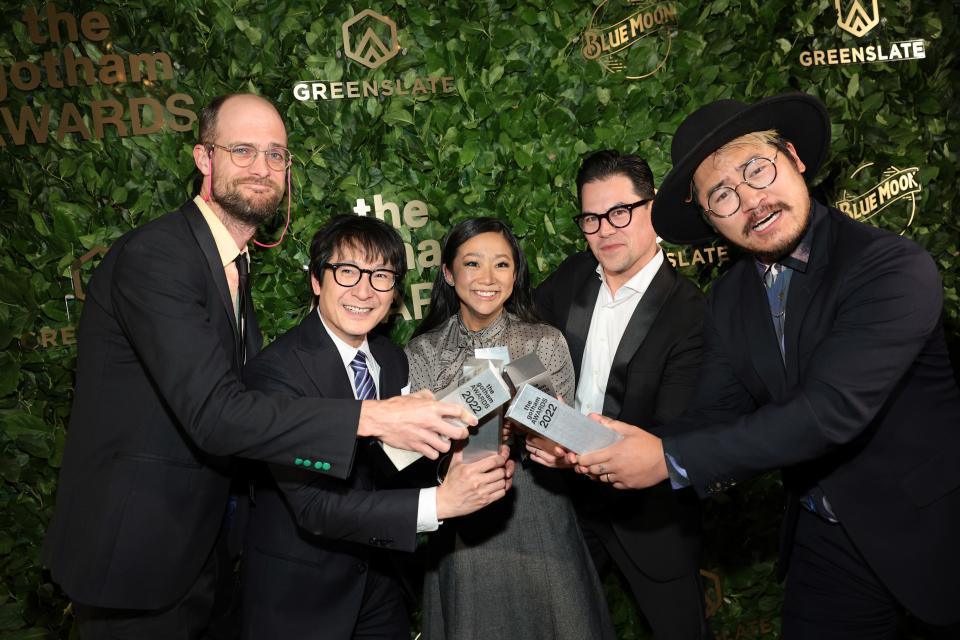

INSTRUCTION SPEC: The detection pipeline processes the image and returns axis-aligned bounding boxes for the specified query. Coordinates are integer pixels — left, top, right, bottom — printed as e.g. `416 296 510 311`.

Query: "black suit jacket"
242 312 419 638
664 203 960 625
536 253 705 580
42 201 361 610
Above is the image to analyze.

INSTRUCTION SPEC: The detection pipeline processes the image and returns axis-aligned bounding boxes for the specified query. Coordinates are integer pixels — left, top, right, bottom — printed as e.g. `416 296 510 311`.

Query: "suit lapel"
294 313 355 399
602 260 677 418
182 201 246 369
782 209 834 387
183 202 236 327
564 266 602 379
370 338 403 399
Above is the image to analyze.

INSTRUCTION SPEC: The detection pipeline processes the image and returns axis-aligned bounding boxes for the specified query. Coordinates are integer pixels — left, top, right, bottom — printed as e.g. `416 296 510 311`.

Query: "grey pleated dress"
406 312 616 640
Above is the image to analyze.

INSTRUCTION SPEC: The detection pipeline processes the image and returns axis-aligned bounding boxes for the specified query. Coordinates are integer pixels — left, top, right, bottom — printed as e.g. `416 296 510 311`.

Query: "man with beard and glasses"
42 93 475 639
571 93 960 637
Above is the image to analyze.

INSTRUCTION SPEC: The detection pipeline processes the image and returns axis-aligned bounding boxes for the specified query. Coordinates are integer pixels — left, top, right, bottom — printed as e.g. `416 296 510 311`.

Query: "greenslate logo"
341 9 400 70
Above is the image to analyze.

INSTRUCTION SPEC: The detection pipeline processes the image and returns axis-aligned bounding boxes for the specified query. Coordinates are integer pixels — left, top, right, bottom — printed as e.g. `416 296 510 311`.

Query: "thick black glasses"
573 199 650 234
208 143 292 171
324 263 398 292
703 150 779 218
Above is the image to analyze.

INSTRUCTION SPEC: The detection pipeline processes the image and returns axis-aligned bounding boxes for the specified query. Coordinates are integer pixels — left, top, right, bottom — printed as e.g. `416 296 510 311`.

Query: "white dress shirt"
575 250 665 416
317 310 439 532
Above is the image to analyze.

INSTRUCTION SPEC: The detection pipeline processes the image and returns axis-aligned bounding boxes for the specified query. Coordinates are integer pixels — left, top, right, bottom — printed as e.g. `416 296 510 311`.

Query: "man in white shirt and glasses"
534 151 710 639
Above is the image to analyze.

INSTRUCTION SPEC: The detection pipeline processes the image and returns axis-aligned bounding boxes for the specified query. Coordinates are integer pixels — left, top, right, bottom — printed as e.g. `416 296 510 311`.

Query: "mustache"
233 177 279 189
742 202 791 236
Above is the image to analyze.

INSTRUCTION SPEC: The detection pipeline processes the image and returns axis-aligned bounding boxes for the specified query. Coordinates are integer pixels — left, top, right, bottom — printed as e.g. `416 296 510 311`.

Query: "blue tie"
763 264 788 360
350 351 377 400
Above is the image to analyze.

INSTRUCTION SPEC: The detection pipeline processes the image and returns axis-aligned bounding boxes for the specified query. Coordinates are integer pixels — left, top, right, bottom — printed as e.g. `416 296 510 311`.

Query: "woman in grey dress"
406 217 615 640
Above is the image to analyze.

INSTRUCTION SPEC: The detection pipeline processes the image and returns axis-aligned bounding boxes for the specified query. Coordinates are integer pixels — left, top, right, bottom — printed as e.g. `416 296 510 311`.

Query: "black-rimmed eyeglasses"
573 199 651 235
323 263 398 292
207 143 292 171
702 150 779 218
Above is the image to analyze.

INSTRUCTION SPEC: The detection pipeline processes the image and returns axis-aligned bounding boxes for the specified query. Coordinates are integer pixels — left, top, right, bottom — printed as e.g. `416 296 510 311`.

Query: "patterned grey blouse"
405 311 575 401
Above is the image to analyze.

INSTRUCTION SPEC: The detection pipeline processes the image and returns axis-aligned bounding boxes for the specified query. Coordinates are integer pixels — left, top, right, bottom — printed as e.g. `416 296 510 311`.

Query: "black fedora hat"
652 92 831 245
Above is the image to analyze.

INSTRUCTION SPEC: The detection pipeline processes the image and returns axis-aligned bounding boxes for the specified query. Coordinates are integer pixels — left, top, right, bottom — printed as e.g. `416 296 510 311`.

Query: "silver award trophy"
502 352 557 396
459 352 509 463
506 383 622 453
381 361 512 470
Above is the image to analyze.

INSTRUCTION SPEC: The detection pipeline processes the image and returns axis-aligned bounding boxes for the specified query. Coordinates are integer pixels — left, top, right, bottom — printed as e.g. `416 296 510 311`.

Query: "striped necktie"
350 351 377 400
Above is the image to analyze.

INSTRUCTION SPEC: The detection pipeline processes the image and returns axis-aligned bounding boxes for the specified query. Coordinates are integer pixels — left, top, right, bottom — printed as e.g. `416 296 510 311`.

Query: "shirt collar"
316 307 372 369
194 195 246 267
595 248 664 296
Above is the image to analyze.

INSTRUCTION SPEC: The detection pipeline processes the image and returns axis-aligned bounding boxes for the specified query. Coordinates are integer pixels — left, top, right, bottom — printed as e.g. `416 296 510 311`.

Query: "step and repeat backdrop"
1 1 957 637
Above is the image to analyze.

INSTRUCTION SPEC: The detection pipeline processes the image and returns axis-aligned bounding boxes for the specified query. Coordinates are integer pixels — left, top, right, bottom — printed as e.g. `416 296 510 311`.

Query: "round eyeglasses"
208 143 292 172
323 263 398 292
703 151 780 218
573 199 650 235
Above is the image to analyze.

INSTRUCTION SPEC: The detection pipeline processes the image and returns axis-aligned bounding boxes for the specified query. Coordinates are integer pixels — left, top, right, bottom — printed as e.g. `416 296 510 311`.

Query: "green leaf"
0 353 19 396
846 73 860 99
382 103 415 127
0 604 24 632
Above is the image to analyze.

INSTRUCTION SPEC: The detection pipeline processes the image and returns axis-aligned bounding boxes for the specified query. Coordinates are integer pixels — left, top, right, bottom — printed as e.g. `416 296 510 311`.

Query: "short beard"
213 177 283 227
745 202 812 263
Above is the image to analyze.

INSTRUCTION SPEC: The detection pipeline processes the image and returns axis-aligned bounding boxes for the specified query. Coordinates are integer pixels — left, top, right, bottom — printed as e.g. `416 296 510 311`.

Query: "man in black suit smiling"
42 93 475 639
241 215 514 639
534 151 709 639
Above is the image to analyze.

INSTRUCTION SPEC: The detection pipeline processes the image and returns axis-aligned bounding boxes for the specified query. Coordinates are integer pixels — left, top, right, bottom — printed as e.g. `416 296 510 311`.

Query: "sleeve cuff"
664 450 692 490
416 487 441 533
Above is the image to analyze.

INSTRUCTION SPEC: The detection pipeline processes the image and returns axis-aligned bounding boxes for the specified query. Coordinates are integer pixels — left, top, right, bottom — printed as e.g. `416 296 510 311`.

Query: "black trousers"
583 518 710 640
782 508 960 639
351 565 410 640
74 534 230 640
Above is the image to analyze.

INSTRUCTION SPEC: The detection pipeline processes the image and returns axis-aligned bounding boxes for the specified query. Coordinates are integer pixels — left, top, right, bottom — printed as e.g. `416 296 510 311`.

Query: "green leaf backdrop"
1 0 957 637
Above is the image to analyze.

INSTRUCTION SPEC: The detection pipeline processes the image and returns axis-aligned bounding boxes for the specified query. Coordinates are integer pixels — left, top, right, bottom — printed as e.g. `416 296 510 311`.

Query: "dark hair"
309 215 408 288
198 94 234 145
576 150 655 204
413 217 540 338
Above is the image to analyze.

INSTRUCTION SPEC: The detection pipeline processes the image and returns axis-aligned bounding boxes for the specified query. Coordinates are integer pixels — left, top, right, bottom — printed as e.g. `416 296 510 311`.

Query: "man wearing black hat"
575 93 960 636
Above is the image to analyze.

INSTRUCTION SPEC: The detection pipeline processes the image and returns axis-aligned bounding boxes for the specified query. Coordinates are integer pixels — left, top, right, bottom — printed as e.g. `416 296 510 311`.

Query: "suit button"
369 537 379 545
303 459 311 467
322 462 331 471
294 458 303 466
313 461 322 470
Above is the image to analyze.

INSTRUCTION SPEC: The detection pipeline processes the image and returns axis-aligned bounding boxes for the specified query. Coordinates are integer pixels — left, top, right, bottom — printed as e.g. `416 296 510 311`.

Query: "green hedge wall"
1 0 957 637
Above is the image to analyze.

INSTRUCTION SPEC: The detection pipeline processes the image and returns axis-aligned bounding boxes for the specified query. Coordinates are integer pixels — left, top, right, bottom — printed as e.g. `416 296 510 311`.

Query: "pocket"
114 451 202 469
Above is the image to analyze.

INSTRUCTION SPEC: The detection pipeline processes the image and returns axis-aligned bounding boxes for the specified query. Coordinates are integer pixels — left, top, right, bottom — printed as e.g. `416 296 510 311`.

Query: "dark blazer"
536 253 705 581
664 202 960 625
241 311 419 638
42 200 361 611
